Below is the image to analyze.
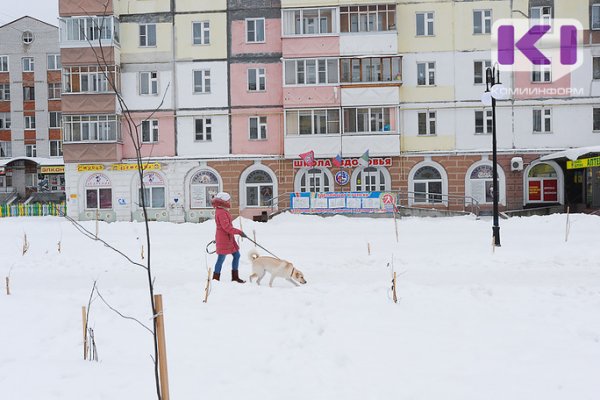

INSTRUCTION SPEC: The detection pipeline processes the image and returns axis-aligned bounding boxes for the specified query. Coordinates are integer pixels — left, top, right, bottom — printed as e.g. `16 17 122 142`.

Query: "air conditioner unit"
511 157 524 172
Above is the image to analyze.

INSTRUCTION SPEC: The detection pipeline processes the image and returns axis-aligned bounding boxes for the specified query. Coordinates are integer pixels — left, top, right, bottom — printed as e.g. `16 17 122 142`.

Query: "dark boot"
232 270 245 283
212 272 220 281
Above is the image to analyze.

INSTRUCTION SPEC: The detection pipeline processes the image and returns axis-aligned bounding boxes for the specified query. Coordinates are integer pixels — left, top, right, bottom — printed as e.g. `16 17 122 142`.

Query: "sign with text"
567 156 600 170
293 157 392 169
40 166 65 174
110 163 162 171
78 164 105 172
290 192 397 214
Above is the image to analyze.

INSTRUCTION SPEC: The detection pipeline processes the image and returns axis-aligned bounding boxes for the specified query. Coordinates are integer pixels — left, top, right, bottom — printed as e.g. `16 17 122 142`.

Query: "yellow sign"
110 163 161 171
78 164 105 172
41 166 65 174
70 194 77 199
567 156 600 170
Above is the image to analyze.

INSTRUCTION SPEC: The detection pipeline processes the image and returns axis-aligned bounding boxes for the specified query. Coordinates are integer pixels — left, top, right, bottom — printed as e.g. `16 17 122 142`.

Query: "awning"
539 146 600 161
0 157 64 167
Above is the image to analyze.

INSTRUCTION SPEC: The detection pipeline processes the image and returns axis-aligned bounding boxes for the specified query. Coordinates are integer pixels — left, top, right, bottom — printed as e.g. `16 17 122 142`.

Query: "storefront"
0 157 65 203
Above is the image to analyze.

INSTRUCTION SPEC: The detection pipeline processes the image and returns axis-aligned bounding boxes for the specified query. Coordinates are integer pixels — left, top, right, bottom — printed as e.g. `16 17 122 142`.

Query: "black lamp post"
483 66 502 247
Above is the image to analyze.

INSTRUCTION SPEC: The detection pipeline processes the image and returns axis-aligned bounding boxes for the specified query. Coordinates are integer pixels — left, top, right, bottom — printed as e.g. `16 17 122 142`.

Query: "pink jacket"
212 198 243 255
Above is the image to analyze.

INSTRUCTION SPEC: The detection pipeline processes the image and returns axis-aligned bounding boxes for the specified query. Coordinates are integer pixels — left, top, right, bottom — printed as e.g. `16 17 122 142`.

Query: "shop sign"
290 192 397 214
567 156 600 170
41 166 65 174
293 157 392 168
528 181 542 201
335 171 350 186
543 180 558 202
78 164 105 172
110 163 162 171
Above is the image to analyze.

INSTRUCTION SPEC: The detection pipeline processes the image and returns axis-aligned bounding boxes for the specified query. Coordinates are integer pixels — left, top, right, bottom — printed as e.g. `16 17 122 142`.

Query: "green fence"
0 202 66 218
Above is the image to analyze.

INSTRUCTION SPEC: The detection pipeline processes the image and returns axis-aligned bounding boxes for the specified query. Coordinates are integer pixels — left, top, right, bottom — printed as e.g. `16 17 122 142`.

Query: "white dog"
248 249 307 287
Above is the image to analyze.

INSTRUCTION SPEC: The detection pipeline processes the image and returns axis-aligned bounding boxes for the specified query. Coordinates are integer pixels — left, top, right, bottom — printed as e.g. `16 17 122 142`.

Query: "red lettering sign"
529 181 542 201
543 179 558 202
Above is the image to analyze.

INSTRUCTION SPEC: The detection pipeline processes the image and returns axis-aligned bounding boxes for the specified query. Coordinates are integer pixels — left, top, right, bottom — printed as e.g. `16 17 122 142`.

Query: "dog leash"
244 237 281 260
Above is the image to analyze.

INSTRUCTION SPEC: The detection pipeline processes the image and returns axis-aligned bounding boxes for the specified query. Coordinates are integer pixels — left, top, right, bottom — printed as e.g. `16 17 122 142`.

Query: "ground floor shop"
0 157 65 204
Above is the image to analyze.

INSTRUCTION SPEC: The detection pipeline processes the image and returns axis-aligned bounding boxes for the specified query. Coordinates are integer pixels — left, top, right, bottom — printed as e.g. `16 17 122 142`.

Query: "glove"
240 231 247 238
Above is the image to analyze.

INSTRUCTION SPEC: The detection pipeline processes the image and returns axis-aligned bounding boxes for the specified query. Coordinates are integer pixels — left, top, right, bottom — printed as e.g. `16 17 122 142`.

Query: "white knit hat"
215 192 231 202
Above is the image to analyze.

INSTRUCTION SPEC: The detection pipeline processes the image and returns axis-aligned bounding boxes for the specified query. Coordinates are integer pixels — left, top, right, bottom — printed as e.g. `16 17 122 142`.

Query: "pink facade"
121 112 176 159
282 36 340 58
231 108 284 155
230 19 282 54
229 63 283 107
513 71 572 100
283 86 340 108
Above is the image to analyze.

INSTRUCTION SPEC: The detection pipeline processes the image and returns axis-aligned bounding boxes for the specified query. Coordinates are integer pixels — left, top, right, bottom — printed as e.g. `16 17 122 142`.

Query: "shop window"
139 172 165 209
352 166 390 192
245 169 274 207
190 169 220 208
527 163 558 203
413 166 443 203
85 173 112 209
296 168 332 192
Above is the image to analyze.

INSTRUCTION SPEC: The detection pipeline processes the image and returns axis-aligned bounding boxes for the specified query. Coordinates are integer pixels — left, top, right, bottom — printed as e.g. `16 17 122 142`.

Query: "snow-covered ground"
1 213 599 400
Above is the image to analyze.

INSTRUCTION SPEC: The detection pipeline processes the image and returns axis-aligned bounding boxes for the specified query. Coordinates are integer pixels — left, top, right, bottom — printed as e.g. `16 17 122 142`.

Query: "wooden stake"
393 206 399 243
492 235 496 253
57 241 61 253
5 277 10 296
95 210 99 240
203 268 211 303
82 306 88 360
141 245 144 260
565 206 570 243
367 242 371 256
392 272 398 304
154 294 170 400
22 233 29 256
252 230 256 247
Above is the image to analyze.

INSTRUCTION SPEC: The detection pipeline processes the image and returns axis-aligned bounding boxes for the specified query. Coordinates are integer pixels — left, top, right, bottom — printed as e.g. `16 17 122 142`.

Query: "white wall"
339 32 397 56
175 61 228 109
121 66 174 110
176 113 229 156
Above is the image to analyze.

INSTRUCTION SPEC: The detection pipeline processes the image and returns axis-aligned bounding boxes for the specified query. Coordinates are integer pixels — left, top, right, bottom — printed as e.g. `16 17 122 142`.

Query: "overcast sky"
0 2 59 27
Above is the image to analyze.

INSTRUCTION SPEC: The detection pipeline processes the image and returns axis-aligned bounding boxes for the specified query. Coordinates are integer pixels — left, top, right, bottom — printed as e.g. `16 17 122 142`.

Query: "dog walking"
211 192 247 283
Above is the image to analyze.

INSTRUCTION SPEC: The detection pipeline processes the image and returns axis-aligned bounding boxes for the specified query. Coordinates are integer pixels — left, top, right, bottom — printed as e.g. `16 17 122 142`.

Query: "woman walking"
211 192 247 282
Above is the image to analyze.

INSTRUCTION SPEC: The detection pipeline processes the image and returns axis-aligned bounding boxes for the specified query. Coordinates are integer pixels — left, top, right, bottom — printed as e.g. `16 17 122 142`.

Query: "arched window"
352 166 390 192
139 172 165 209
470 165 494 203
245 170 274 207
190 170 220 208
85 173 112 209
413 166 443 203
295 167 332 192
527 163 559 203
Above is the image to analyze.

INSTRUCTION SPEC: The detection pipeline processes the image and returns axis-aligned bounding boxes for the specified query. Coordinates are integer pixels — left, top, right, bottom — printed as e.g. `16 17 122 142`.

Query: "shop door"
593 168 600 207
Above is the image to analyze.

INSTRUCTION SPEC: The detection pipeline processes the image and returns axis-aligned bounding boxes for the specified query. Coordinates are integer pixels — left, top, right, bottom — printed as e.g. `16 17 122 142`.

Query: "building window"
139 24 157 47
194 117 212 141
418 111 436 136
139 71 158 95
62 66 118 93
474 60 491 84
63 115 120 142
594 108 600 132
246 18 265 42
285 58 338 85
343 107 393 133
22 57 34 72
527 163 558 203
50 140 63 157
47 54 61 70
475 110 493 134
193 70 211 93
0 113 11 130
468 164 495 204
593 57 600 79
141 119 159 143
533 108 552 133
25 144 37 157
417 62 435 85
473 10 492 34
139 173 166 209
49 112 62 128
192 21 210 45
61 16 117 42
416 12 434 36
249 116 267 140
413 166 443 203
0 55 8 72
354 166 388 192
282 8 336 36
48 83 61 99
0 141 11 157
247 68 266 91
295 168 332 192
339 5 396 32
22 31 34 44
0 84 10 100
245 170 274 207
530 6 551 25
594 5 600 30
23 86 35 101
532 63 552 83
85 174 112 210
285 109 340 135
190 170 220 208
340 57 401 84
25 116 36 130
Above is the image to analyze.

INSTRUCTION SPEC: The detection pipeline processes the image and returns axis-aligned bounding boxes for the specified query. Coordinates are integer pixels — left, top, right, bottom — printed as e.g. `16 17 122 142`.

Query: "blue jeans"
214 251 240 274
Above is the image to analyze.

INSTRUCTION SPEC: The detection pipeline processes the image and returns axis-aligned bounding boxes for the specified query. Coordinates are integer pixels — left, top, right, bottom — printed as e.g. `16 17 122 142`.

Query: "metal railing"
0 202 67 218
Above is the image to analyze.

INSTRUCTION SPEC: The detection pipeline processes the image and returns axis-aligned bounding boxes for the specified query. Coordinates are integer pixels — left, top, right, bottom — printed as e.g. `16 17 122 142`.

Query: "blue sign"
290 192 397 214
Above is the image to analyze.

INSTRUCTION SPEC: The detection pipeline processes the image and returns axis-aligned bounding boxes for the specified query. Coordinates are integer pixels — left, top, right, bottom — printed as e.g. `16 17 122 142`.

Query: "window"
285 58 339 85
23 86 35 101
340 57 401 83
417 62 435 85
139 173 165 209
285 109 340 135
413 166 443 203
527 163 558 203
139 24 157 47
23 57 34 72
343 107 393 133
193 70 211 93
140 71 158 95
50 140 63 157
0 55 8 72
246 18 265 42
190 170 220 208
48 83 61 99
593 57 600 79
22 31 34 44
339 5 396 32
473 10 492 34
0 141 11 157
530 6 551 25
194 117 212 141
469 164 495 204
25 116 36 130
25 144 37 157
532 63 552 82
49 112 62 128
63 115 120 142
594 108 600 132
296 168 332 192
247 68 266 91
0 84 10 100
594 5 600 30
61 16 117 42
62 66 117 93
416 12 434 36
533 108 552 133
282 8 336 36
85 174 112 210
0 113 10 129
474 60 491 84
193 21 210 45
475 110 493 134
249 116 267 140
354 166 388 192
47 54 61 70
141 119 159 143
245 170 274 207
418 111 436 135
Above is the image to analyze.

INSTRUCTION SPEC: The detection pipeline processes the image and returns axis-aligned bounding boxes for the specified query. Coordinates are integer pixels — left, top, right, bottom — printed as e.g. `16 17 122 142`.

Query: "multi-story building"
0 16 64 203
59 0 600 222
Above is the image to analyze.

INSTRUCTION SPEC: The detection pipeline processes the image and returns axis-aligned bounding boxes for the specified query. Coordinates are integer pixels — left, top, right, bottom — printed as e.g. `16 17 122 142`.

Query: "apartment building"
0 16 64 203
59 0 600 222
